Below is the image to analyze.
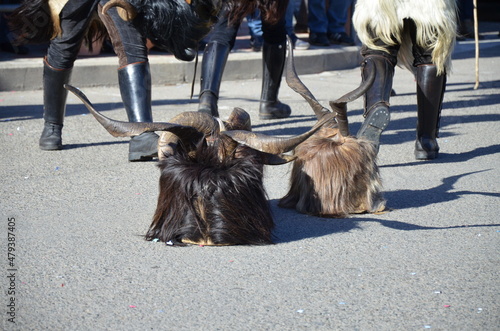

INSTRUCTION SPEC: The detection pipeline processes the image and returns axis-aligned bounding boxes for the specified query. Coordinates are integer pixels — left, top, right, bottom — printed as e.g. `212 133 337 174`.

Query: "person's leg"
326 0 355 45
247 10 264 51
410 21 446 160
285 0 296 36
197 8 240 117
285 0 310 49
307 0 329 46
356 35 399 152
259 17 291 119
41 0 98 150
98 2 157 161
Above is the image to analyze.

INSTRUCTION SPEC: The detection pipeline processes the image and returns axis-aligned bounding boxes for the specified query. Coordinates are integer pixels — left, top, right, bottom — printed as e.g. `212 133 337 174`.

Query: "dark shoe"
328 32 355 46
415 138 439 160
309 33 330 46
259 101 291 120
39 122 63 150
129 132 159 162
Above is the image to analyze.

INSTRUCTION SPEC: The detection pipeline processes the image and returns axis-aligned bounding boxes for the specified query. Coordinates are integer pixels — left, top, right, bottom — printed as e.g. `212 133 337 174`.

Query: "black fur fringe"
146 140 274 246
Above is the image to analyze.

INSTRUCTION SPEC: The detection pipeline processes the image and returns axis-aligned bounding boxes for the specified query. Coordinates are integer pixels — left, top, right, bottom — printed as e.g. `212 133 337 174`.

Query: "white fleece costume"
353 0 458 75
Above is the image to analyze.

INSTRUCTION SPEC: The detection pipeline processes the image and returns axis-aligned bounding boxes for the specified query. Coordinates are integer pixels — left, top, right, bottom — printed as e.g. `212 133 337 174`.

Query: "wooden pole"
473 0 480 89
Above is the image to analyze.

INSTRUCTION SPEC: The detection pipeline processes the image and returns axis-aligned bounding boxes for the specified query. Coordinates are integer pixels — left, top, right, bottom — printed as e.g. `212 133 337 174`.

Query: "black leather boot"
414 64 446 160
39 58 72 150
259 41 291 120
356 55 393 152
118 62 159 162
198 41 230 117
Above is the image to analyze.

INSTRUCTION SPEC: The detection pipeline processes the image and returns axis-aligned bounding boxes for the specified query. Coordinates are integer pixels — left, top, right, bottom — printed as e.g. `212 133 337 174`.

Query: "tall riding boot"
259 41 291 120
414 64 446 160
118 62 159 162
356 55 394 152
198 41 231 117
39 58 72 150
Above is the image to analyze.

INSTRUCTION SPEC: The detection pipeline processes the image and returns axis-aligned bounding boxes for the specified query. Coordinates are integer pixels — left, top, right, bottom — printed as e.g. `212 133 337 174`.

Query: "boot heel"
414 138 439 160
259 101 291 120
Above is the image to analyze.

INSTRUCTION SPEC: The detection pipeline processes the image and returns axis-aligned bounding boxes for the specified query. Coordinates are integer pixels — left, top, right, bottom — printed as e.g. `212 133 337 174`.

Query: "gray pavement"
1 23 499 330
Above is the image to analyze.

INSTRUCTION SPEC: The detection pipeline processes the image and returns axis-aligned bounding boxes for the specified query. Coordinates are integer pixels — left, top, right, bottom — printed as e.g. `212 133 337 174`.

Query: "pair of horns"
64 85 336 160
284 35 376 137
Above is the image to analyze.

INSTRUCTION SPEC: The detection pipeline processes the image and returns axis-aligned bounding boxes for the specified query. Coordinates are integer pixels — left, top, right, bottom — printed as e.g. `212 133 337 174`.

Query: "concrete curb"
0 46 362 91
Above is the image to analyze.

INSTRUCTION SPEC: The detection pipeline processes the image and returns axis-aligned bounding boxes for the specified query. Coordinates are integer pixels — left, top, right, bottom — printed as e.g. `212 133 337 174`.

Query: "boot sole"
258 111 291 120
39 143 62 151
414 149 438 160
357 107 390 146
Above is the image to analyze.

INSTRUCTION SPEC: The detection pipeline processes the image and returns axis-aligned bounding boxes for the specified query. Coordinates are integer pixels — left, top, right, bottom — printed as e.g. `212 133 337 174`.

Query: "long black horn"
285 36 331 120
64 84 201 141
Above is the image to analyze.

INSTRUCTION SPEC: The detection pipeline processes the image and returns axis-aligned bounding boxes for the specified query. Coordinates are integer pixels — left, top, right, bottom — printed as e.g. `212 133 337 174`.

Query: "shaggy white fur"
353 0 458 75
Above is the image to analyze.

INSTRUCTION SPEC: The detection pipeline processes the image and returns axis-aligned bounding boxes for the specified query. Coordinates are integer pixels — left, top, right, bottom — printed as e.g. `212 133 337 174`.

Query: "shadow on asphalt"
382 144 500 166
383 169 500 208
272 196 500 244
64 140 128 150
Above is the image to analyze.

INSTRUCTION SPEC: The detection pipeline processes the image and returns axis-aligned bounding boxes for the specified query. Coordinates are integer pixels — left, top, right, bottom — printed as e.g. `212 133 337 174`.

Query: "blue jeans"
247 10 263 41
308 0 353 34
285 0 302 36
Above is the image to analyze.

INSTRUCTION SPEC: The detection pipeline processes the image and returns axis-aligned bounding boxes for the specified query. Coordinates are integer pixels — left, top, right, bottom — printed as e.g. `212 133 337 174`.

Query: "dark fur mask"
129 0 223 61
146 139 274 246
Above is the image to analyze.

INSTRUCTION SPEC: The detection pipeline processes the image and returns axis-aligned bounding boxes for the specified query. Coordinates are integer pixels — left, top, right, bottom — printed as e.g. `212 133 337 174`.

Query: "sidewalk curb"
0 46 362 91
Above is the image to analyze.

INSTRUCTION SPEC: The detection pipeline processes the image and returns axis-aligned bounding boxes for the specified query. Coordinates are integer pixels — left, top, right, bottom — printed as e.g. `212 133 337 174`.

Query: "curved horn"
102 0 137 21
285 36 331 120
168 111 220 136
328 58 377 136
157 111 221 160
64 84 201 140
222 112 337 155
224 107 252 132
